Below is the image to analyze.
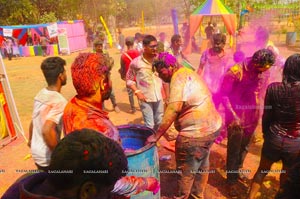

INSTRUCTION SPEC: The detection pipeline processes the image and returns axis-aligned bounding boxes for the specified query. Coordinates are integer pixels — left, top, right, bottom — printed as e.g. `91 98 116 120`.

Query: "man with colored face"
218 49 275 197
126 34 164 131
167 34 189 65
147 52 222 199
197 33 230 95
63 53 118 140
62 53 160 198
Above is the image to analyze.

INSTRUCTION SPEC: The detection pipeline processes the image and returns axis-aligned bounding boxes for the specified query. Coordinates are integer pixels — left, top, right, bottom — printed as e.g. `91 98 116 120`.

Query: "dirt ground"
0 25 299 198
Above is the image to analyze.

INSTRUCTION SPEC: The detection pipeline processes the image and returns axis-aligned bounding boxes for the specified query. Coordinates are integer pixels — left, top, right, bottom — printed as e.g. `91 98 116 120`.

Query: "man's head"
158 32 166 42
125 36 134 47
71 53 111 100
282 53 300 84
94 39 104 53
153 52 178 83
250 48 275 73
48 128 128 199
135 32 143 42
233 50 245 63
212 33 226 53
41 57 67 87
143 34 158 58
170 34 183 50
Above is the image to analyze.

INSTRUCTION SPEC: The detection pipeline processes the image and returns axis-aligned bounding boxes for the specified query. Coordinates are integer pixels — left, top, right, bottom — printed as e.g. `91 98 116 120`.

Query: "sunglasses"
148 44 158 49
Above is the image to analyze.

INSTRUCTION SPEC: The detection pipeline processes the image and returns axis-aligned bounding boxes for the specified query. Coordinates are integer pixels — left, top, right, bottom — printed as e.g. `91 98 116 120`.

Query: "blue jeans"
139 100 163 131
175 131 219 199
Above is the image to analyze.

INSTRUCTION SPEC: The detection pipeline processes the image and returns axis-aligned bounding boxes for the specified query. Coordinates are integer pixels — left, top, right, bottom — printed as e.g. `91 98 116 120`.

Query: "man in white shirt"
28 57 67 170
126 34 164 130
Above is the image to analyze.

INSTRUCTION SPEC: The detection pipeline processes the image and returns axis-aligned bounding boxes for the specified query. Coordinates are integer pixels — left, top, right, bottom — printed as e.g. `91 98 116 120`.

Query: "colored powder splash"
236 11 285 84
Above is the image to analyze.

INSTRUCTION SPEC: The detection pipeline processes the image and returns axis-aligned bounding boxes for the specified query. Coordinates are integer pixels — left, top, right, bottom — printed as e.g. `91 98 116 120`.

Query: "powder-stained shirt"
31 88 67 167
219 59 269 134
63 97 120 142
200 48 230 93
126 56 163 102
169 67 222 137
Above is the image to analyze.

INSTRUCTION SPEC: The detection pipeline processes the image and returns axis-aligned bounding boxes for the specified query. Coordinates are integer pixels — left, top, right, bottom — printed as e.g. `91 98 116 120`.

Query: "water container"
118 124 160 199
286 32 297 46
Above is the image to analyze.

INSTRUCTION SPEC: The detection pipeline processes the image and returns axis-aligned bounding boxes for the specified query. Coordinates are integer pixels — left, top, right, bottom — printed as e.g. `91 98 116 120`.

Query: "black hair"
142 34 157 46
171 34 181 44
48 128 128 190
282 53 300 84
152 60 168 72
252 48 275 68
40 57 66 86
212 33 226 44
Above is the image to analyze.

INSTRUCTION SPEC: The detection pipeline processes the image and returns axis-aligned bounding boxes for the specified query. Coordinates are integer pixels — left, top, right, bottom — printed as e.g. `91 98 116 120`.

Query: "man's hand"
145 177 160 194
146 134 158 144
136 92 147 102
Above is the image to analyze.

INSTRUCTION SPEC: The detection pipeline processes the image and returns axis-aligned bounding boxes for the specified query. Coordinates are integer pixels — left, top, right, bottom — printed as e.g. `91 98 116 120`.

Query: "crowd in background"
2 21 300 199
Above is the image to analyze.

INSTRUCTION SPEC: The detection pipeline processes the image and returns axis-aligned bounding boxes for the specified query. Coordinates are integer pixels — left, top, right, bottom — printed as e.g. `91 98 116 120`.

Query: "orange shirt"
63 97 120 142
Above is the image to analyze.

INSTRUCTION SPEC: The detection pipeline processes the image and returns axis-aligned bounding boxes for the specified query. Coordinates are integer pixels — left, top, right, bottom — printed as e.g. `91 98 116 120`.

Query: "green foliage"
0 0 39 25
39 12 58 24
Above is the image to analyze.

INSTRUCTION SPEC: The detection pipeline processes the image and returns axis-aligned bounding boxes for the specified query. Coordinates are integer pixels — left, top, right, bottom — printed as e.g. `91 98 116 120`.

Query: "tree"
0 0 39 25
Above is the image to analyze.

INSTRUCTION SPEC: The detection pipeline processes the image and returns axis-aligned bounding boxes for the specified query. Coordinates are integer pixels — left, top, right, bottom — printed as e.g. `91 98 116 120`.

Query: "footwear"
228 184 239 198
238 172 248 183
114 106 120 113
130 108 136 114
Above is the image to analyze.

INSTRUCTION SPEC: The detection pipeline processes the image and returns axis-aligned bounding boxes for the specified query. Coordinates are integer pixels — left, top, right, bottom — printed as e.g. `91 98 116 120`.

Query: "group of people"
3 52 160 198
0 37 20 60
3 24 300 199
120 29 300 199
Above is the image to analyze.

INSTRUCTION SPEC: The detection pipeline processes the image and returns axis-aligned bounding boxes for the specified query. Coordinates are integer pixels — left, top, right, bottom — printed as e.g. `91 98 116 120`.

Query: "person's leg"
127 87 135 112
42 46 46 56
248 155 274 199
109 89 120 112
280 137 300 187
176 135 215 199
175 136 200 199
139 101 154 129
226 123 243 184
238 132 254 181
248 132 283 199
190 146 213 199
152 100 164 131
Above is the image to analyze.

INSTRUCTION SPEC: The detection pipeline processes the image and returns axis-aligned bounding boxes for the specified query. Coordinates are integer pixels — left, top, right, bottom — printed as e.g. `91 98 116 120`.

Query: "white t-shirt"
31 88 67 167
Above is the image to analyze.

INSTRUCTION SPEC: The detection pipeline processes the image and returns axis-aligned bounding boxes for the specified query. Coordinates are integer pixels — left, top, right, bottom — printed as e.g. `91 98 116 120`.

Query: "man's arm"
147 101 183 143
126 60 147 102
112 176 160 196
197 51 207 75
262 85 273 135
119 57 127 80
28 120 33 147
220 70 240 121
42 120 59 151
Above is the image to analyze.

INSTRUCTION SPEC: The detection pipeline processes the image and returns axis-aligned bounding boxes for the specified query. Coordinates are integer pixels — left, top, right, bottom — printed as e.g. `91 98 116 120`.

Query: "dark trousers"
226 124 253 184
175 131 219 198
